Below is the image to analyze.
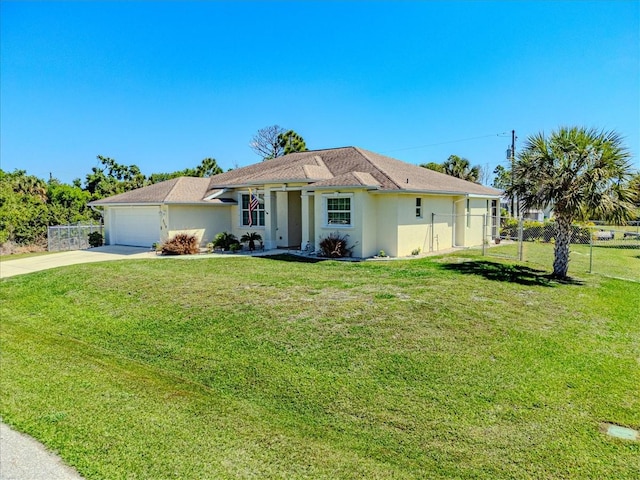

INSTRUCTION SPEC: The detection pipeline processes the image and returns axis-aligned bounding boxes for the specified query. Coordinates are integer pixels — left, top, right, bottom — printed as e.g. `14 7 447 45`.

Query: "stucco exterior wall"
427 196 457 252
396 195 429 257
375 195 398 257
359 191 379 258
464 198 491 247
313 191 360 257
167 205 232 246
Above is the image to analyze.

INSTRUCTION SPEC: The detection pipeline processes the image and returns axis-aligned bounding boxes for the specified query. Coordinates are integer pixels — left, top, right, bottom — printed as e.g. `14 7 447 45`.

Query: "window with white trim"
241 193 265 227
416 198 422 218
326 195 352 226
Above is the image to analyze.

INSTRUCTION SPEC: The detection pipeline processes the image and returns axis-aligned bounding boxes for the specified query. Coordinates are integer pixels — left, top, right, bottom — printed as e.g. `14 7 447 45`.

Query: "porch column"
263 188 277 250
301 192 311 249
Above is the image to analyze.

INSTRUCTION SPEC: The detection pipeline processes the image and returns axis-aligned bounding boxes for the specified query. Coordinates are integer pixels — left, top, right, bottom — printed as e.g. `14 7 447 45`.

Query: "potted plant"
240 232 262 251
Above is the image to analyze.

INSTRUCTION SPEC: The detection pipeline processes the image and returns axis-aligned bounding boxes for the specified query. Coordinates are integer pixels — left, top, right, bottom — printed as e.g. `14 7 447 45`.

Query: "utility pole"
510 130 516 217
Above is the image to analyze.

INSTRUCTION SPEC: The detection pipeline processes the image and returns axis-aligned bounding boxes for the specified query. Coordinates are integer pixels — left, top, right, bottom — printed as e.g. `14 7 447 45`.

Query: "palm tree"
507 127 635 278
442 155 481 183
240 232 262 251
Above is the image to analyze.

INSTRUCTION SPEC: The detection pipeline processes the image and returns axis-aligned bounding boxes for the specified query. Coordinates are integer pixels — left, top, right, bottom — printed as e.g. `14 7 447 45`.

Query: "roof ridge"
352 171 381 186
165 176 188 201
353 147 403 189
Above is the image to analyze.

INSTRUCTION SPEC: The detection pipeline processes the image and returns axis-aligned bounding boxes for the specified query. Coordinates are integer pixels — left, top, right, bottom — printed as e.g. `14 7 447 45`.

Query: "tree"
250 126 308 160
277 130 307 155
507 127 635 278
148 158 223 184
84 155 147 199
629 172 640 209
492 165 511 190
442 155 481 183
0 169 49 245
419 162 445 173
250 125 287 160
47 182 93 225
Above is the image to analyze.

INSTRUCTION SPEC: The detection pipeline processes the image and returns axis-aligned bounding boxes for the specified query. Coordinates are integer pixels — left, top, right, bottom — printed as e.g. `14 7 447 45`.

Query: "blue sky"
1 1 638 185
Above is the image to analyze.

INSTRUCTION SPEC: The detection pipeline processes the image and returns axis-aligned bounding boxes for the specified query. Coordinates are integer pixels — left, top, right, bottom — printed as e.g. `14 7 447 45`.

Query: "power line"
383 132 510 154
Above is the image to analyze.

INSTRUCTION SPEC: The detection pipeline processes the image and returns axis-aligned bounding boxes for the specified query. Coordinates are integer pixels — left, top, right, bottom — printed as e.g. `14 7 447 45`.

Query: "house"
89 147 502 257
500 194 554 222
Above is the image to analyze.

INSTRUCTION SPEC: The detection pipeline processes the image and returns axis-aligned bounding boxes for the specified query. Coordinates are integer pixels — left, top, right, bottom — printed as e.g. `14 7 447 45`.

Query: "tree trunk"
553 216 572 278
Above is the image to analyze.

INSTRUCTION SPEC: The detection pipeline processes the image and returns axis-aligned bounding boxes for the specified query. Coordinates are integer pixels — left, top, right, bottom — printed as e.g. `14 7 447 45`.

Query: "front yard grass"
1 252 638 479
488 241 640 281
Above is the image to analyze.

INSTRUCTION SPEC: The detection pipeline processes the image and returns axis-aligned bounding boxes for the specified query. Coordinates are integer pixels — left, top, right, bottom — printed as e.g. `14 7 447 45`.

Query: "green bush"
161 233 199 255
500 218 519 239
212 231 239 251
88 231 103 248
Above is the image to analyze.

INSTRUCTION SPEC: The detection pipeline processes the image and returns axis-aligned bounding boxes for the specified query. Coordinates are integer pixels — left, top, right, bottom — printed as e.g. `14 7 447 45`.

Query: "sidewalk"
0 423 83 480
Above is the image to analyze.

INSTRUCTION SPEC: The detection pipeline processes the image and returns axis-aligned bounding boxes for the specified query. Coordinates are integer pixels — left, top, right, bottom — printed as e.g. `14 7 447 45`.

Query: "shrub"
500 217 519 239
212 231 239 251
240 232 262 251
411 247 421 256
161 233 200 255
318 232 355 258
88 231 103 248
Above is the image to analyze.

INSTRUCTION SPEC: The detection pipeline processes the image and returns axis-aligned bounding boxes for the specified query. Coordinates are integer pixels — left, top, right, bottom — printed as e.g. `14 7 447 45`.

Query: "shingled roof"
89 177 231 205
90 147 500 205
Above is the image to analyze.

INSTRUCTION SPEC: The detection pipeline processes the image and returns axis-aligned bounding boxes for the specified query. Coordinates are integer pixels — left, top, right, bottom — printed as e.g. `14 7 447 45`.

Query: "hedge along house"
89 147 502 257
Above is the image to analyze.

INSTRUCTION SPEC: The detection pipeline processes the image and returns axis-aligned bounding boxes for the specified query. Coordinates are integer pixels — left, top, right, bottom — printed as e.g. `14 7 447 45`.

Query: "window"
326 196 352 226
241 193 265 227
466 199 471 227
416 198 422 218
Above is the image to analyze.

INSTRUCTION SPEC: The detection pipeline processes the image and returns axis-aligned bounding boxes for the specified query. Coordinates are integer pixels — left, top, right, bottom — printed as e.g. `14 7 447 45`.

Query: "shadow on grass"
258 254 327 264
438 260 583 287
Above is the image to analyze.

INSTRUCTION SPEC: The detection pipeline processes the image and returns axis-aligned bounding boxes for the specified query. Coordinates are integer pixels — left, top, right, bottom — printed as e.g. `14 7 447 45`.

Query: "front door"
287 191 302 248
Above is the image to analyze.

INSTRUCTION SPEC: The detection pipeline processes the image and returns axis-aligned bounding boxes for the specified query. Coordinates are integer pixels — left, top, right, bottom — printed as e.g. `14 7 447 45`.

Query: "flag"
248 189 259 226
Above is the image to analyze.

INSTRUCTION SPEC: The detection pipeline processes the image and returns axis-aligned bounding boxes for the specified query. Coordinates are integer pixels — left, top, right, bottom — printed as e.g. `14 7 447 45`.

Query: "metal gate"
47 223 103 252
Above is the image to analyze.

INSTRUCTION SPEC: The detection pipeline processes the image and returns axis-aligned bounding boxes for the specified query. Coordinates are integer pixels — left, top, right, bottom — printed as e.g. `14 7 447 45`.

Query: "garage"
110 206 160 247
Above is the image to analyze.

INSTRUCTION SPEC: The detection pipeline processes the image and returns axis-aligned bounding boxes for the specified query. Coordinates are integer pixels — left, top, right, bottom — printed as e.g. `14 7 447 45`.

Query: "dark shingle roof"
90 147 501 205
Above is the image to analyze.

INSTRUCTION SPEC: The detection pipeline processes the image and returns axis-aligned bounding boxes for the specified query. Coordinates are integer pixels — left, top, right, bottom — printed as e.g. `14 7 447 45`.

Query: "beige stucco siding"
464 198 491 247
312 190 361 257
375 195 399 257
428 196 457 251
167 205 232 246
395 196 430 256
359 191 379 258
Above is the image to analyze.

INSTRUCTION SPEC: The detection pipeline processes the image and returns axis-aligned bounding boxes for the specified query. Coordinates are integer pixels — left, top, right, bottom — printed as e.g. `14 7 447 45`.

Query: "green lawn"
1 253 638 479
487 241 640 281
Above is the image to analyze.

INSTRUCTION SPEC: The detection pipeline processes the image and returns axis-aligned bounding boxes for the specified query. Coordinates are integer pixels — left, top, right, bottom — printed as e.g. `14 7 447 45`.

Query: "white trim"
203 188 229 200
322 193 354 228
238 190 266 228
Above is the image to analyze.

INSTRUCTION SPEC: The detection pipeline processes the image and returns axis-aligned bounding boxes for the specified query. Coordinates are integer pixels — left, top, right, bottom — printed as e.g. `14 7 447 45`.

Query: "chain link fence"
47 223 104 252
484 218 640 281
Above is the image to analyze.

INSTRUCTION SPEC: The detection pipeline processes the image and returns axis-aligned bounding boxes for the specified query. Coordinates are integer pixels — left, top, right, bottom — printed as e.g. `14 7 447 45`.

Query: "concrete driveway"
0 245 154 279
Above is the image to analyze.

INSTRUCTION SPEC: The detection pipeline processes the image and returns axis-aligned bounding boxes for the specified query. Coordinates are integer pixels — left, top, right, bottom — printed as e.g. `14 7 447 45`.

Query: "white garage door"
111 207 160 247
